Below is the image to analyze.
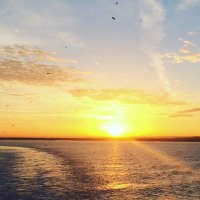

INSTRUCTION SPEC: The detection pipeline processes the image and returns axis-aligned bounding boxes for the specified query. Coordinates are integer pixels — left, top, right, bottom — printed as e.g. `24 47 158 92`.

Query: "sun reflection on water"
0 141 199 199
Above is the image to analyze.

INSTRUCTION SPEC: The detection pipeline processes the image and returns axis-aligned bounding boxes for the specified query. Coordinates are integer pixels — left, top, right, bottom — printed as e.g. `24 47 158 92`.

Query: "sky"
0 0 200 138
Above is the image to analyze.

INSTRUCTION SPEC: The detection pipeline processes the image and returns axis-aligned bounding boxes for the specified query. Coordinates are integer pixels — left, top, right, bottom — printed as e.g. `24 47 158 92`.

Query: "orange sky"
1 82 200 138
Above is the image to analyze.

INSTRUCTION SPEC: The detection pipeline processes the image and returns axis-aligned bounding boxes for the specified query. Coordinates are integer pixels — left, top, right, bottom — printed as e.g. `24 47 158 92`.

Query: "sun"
107 125 124 137
101 123 126 137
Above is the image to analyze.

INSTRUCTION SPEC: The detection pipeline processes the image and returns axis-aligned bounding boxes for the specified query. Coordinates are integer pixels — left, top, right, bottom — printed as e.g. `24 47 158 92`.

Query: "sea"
0 140 199 200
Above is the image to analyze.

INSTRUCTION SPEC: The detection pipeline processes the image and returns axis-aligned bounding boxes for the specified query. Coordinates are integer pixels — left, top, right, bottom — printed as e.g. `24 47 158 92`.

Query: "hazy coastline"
0 136 200 142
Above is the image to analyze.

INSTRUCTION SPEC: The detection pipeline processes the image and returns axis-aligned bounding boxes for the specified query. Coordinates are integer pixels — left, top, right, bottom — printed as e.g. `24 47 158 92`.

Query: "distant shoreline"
0 137 200 142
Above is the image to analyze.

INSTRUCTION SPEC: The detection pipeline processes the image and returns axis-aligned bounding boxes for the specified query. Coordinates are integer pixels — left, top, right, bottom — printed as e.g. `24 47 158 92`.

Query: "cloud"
0 92 36 97
179 38 196 48
0 45 88 86
178 38 197 55
170 107 200 117
165 53 200 63
188 31 196 36
138 0 171 92
170 113 194 118
180 107 200 113
69 89 186 106
2 45 77 63
178 0 200 11
162 38 200 63
14 29 21 33
179 49 190 54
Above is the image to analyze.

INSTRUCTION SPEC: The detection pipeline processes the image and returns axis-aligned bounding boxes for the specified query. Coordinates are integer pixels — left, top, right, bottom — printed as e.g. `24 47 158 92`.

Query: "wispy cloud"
2 45 77 63
162 38 200 63
0 45 88 86
69 89 185 106
170 107 200 117
164 53 200 63
170 113 193 118
188 31 196 36
178 0 200 11
179 38 196 48
179 38 196 54
138 0 171 92
181 107 200 113
0 92 35 97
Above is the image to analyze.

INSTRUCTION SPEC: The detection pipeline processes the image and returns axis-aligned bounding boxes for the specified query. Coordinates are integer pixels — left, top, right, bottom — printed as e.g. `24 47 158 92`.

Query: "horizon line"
0 136 200 142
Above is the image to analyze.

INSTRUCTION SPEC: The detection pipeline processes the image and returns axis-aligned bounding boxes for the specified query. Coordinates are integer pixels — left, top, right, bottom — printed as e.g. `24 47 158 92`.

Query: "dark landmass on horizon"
0 136 200 142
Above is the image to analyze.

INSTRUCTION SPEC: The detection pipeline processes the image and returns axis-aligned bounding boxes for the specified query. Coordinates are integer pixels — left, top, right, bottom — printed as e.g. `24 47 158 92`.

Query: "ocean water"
0 141 199 200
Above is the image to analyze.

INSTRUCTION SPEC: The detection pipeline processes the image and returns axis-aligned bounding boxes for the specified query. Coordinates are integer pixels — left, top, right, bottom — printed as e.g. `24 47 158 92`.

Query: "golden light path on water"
100 141 200 193
96 102 200 181
132 141 200 174
0 140 199 199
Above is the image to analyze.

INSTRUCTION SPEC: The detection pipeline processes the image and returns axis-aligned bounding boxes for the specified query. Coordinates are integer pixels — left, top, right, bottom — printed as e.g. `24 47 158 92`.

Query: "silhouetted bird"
112 17 116 20
116 2 118 4
46 72 51 75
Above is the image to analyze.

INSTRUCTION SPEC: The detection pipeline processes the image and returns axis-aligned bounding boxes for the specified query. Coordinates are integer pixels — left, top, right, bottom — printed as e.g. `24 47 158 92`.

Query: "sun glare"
101 123 125 137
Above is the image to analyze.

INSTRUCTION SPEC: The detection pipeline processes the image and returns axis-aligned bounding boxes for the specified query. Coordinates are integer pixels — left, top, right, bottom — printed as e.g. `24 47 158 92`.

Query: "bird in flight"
116 2 118 4
46 72 51 75
112 17 116 20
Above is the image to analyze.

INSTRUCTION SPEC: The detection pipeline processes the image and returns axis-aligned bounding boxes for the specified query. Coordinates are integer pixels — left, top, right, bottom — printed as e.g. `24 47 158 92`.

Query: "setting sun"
101 123 126 137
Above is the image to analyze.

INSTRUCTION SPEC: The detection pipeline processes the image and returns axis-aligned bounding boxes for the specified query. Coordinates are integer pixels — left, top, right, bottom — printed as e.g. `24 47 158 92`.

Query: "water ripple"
0 141 199 199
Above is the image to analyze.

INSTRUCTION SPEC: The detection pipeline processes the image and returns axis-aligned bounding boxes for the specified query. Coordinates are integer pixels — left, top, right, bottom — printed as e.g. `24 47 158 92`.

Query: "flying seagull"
112 17 116 20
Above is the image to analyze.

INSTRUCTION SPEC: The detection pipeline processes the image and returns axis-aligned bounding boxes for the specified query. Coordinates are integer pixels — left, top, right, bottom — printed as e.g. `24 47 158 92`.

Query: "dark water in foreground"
0 141 199 200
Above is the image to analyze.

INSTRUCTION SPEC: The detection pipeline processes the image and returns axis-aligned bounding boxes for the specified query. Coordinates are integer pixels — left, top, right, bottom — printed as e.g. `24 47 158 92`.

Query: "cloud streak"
0 45 87 86
2 45 77 63
164 53 200 63
139 0 171 92
170 107 200 117
162 39 200 63
69 89 185 106
178 0 200 11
